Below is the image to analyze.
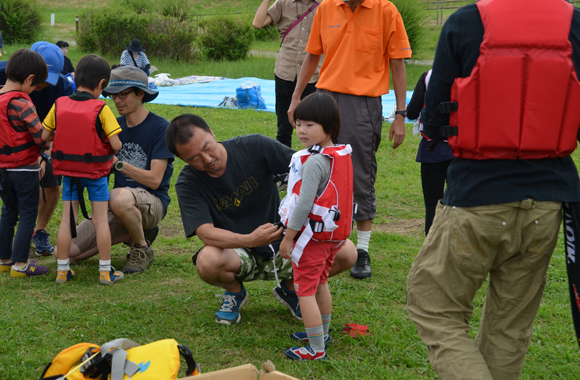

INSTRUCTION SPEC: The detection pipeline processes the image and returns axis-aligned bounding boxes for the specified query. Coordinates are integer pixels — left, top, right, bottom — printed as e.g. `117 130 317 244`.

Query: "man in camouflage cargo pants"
167 114 357 325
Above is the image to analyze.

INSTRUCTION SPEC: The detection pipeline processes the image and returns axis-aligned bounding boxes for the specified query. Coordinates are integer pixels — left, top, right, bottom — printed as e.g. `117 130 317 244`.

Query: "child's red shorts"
292 240 345 297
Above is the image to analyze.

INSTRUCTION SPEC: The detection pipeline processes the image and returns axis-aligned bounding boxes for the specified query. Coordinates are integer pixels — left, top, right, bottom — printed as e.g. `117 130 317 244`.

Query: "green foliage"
0 0 42 44
159 0 191 22
392 0 426 55
198 16 254 61
116 0 150 14
76 6 198 62
254 24 279 42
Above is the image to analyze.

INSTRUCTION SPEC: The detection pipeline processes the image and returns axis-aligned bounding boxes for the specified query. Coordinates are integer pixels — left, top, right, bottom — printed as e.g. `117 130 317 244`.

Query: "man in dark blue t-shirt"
64 66 174 274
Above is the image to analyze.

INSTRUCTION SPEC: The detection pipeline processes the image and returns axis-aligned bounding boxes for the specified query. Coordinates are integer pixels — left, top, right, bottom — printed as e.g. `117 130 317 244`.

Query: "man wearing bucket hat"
120 39 151 76
61 66 174 273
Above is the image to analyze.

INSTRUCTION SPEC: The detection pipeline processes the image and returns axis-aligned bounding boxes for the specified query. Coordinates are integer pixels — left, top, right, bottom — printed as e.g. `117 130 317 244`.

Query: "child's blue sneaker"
32 229 54 256
100 267 124 285
55 269 75 284
215 285 248 325
285 346 327 361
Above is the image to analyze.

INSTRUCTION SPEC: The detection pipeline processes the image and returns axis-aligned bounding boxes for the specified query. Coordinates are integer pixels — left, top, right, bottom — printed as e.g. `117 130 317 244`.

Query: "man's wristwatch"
395 110 407 118
114 160 125 171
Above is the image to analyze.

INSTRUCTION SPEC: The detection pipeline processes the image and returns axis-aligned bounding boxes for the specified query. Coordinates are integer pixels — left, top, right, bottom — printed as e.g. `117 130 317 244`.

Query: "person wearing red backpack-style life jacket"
41 55 124 286
406 0 580 379
278 92 353 361
0 49 50 278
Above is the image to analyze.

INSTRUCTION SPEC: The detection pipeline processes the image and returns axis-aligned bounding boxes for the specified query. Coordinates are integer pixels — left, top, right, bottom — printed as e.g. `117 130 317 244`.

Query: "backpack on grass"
39 338 200 380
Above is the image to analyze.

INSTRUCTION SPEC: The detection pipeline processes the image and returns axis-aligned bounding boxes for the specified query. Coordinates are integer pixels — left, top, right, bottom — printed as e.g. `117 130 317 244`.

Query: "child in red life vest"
279 92 353 361
0 49 50 277
42 55 123 285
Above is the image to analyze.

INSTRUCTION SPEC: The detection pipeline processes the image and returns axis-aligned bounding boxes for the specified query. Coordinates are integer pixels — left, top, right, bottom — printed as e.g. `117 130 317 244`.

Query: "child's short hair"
75 55 111 90
5 49 48 86
293 92 341 140
56 41 69 49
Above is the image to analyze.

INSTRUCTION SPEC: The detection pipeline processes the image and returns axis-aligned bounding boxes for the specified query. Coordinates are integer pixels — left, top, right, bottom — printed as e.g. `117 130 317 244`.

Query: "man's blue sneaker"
215 285 249 325
290 332 332 347
32 229 54 256
272 282 302 320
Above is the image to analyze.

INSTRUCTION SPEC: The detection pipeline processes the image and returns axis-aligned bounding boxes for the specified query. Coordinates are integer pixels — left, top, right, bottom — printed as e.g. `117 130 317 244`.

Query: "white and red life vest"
413 69 433 141
279 144 353 265
51 97 114 179
445 0 580 160
0 91 41 168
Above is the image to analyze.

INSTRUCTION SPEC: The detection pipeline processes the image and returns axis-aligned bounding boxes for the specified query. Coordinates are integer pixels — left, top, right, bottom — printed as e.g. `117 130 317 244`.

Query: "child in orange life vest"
279 92 353 361
0 49 50 277
42 55 123 285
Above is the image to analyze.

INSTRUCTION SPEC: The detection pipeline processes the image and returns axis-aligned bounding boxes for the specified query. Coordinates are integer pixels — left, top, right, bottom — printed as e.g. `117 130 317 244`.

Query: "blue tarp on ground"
150 77 413 119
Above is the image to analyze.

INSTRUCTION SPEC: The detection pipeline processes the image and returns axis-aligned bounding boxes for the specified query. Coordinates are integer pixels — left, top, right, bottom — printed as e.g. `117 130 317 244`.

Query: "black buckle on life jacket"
84 153 93 164
1 145 11 155
310 219 324 233
54 150 64 161
429 102 458 123
329 206 341 222
440 126 458 137
308 145 322 154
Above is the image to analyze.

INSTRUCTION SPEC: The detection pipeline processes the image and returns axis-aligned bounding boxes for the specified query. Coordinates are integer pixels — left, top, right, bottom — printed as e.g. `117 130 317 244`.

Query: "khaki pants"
407 199 562 380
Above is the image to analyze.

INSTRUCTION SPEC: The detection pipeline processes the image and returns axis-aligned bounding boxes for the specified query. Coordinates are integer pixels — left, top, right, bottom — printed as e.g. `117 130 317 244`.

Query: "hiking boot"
284 346 327 361
100 267 125 285
272 282 302 320
350 249 372 279
0 261 14 272
55 269 75 284
290 332 332 347
10 260 48 278
215 285 249 325
123 244 154 273
32 229 54 256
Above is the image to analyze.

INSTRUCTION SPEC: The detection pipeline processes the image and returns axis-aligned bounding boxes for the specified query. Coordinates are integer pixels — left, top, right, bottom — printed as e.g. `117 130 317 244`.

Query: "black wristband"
395 110 407 117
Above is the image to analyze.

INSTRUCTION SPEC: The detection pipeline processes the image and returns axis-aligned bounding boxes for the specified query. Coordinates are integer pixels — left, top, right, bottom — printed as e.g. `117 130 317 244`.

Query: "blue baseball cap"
30 41 64 86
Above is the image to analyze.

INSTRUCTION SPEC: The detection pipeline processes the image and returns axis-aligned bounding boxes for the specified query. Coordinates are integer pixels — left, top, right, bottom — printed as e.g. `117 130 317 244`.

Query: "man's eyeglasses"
109 90 134 100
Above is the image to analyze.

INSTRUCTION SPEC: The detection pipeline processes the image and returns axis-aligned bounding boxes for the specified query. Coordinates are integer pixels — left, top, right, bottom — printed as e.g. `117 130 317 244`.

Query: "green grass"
2 2 579 380
1 103 580 379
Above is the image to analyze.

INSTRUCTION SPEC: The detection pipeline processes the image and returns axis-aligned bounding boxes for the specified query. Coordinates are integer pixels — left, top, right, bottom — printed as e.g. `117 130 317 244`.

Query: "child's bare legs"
93 200 123 285
56 200 79 262
297 283 332 354
55 200 79 283
91 201 110 261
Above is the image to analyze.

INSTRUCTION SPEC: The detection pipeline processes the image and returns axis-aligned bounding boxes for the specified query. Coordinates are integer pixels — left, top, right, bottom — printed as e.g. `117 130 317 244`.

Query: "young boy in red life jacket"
279 92 353 361
0 49 50 277
41 55 124 285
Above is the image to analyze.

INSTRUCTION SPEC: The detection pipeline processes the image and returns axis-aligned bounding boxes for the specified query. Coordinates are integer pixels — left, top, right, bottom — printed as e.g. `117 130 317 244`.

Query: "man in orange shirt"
288 0 412 279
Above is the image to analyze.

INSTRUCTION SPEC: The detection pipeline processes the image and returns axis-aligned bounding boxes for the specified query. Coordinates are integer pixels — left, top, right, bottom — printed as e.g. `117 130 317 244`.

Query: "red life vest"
0 91 41 168
445 0 580 160
51 97 114 179
279 144 353 265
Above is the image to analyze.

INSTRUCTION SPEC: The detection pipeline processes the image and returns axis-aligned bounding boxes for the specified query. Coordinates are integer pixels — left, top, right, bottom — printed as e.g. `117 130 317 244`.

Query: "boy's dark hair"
165 114 212 156
293 92 341 140
5 49 48 86
75 55 111 90
111 64 123 70
56 41 69 49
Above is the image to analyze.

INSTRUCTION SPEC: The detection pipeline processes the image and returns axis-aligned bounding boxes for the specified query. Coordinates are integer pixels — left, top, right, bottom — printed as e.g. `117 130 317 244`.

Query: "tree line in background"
2 0 426 63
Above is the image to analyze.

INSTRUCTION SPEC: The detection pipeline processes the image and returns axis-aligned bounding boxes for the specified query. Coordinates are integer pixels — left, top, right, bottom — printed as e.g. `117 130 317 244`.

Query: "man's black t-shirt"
422 4 580 207
175 134 294 259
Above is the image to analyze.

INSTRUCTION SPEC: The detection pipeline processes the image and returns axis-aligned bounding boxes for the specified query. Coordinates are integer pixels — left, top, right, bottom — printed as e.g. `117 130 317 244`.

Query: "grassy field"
1 1 579 379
